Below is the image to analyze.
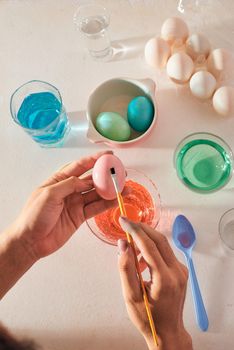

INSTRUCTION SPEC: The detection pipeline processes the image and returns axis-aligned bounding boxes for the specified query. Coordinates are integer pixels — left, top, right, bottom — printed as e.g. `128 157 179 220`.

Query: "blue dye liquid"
17 92 69 145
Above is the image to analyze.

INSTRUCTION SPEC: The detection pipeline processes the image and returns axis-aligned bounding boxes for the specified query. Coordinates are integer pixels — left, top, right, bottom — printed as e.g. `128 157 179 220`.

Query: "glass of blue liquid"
10 80 70 147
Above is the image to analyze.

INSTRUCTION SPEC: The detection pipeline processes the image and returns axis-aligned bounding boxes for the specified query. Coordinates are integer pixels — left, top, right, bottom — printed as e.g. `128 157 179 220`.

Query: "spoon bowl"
173 214 196 253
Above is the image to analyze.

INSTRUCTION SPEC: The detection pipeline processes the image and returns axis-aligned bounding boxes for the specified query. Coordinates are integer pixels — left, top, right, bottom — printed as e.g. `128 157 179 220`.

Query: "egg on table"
186 33 211 61
212 86 234 117
95 112 131 142
166 52 194 84
207 48 233 79
127 96 154 132
92 154 126 200
189 71 216 100
144 37 171 69
161 17 189 45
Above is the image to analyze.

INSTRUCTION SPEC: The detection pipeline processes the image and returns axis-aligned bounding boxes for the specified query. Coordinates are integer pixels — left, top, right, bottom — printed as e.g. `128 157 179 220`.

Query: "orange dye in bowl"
94 179 157 244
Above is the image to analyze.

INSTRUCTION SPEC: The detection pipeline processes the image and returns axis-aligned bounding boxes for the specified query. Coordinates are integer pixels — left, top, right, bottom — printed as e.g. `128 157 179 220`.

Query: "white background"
0 0 234 349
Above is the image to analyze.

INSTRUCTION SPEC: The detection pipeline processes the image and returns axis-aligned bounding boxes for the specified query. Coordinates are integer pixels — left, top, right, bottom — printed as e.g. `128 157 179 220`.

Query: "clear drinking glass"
10 80 70 147
74 4 112 59
174 132 233 193
219 208 234 255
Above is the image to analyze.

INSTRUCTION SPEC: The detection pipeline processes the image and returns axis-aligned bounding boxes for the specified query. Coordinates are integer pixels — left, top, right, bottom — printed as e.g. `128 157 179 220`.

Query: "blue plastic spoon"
172 215 209 331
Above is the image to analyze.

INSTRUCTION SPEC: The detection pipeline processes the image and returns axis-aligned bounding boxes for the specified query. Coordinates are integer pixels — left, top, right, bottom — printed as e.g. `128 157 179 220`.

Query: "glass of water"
219 208 234 255
10 80 70 147
74 4 112 59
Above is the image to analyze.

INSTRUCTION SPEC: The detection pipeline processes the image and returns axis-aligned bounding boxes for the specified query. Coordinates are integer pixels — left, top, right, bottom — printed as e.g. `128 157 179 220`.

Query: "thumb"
48 176 93 200
118 239 142 304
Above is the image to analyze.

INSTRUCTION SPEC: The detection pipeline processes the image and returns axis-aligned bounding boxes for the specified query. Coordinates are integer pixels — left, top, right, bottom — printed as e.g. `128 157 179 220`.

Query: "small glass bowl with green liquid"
174 133 233 193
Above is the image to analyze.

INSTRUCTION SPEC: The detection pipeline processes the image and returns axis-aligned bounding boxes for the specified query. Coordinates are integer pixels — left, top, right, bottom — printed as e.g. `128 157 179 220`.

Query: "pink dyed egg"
92 154 126 200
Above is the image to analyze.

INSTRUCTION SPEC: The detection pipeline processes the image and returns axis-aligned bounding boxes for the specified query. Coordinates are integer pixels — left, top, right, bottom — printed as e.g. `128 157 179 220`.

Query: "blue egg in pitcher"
127 96 154 133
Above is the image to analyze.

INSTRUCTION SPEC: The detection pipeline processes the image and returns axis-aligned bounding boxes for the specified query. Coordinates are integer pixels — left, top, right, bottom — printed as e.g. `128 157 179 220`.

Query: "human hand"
11 151 123 261
0 151 131 299
117 217 193 350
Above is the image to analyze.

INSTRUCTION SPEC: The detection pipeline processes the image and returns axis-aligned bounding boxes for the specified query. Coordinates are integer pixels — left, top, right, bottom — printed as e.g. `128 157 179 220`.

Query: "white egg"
166 52 194 84
145 37 171 69
190 71 216 100
212 86 234 117
186 33 211 61
161 17 189 44
207 48 233 78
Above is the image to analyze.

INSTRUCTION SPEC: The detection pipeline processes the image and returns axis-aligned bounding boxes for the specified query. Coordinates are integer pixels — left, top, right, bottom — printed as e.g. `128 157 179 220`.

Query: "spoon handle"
186 255 209 331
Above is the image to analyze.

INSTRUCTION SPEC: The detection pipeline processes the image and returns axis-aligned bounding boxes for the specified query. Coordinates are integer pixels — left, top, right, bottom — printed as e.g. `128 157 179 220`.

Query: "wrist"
0 227 37 299
145 328 193 350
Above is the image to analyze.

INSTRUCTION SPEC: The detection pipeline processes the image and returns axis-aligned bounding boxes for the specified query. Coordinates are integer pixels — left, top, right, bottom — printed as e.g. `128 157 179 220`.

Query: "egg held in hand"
92 154 126 200
95 112 131 142
127 96 154 132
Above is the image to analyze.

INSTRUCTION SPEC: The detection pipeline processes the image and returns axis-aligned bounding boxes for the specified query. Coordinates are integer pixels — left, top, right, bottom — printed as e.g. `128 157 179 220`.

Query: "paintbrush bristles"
110 168 120 193
110 167 116 175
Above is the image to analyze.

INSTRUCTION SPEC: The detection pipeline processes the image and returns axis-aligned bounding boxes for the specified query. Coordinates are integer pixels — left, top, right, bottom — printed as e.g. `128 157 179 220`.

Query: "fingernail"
119 216 138 234
117 239 128 254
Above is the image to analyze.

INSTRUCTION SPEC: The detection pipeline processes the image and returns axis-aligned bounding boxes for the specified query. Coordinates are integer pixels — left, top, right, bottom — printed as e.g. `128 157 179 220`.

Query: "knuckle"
70 176 77 186
126 292 141 305
118 259 130 274
165 278 177 293
176 265 189 288
42 187 53 199
159 234 169 245
53 172 67 183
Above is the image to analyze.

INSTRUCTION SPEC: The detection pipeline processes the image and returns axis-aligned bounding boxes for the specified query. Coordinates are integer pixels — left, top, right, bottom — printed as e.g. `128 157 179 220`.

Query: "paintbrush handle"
117 193 158 346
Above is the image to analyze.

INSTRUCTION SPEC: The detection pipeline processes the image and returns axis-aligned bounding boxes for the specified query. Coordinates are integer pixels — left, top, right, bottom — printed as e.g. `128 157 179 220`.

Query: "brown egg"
212 86 234 117
144 37 171 69
207 48 233 79
161 17 189 45
186 33 211 61
166 52 194 84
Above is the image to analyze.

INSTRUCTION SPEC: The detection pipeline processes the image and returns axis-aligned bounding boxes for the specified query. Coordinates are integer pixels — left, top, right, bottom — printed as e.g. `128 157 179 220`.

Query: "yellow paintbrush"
110 167 158 347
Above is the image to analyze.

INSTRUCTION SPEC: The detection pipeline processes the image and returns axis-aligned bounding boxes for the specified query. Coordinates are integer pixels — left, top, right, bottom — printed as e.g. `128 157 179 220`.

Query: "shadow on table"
109 35 153 62
63 111 98 149
205 253 234 333
141 83 233 150
17 329 146 350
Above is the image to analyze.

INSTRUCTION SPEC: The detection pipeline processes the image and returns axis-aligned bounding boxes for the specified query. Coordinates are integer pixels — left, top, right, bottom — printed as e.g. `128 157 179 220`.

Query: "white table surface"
0 0 234 349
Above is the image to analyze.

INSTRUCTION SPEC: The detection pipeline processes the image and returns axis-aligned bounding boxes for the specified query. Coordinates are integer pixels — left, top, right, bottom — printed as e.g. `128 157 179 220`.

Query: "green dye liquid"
176 139 232 192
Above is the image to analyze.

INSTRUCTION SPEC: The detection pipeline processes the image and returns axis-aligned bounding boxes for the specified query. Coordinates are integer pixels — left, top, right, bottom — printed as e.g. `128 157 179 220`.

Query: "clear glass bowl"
86 168 161 246
174 132 233 193
219 208 234 255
